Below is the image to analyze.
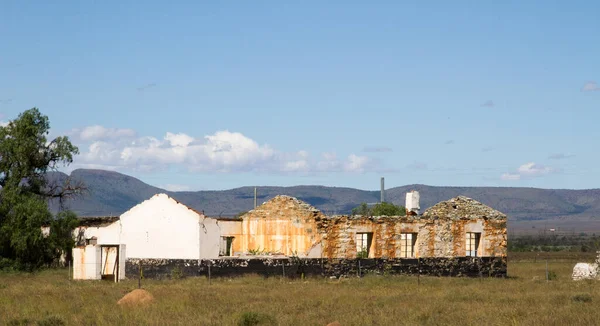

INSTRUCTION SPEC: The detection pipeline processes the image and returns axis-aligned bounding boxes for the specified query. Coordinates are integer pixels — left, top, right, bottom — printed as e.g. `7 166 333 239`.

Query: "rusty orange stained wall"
239 196 325 256
235 195 507 259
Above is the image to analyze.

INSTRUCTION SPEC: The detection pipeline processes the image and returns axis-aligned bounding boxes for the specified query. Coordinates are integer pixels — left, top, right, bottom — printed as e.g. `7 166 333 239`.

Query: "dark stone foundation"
125 257 507 280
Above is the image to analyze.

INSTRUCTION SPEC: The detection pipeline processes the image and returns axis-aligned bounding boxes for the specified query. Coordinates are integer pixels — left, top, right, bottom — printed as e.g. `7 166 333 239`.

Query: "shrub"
7 318 32 326
247 248 264 255
237 311 276 326
357 249 368 259
170 266 183 280
36 316 65 326
572 294 593 303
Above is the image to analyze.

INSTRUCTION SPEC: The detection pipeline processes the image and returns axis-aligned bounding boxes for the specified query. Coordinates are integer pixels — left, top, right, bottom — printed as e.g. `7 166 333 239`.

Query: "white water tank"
405 191 420 215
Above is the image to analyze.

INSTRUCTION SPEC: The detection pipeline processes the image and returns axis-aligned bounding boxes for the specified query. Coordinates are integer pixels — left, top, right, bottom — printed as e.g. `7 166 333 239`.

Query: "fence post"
417 258 420 287
545 259 549 282
282 260 286 278
138 262 142 289
208 260 212 285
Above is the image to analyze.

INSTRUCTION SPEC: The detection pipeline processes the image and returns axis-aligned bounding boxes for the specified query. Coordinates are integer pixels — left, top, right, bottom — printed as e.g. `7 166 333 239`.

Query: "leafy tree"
371 202 406 216
0 108 84 270
47 211 80 264
351 202 406 217
351 203 370 216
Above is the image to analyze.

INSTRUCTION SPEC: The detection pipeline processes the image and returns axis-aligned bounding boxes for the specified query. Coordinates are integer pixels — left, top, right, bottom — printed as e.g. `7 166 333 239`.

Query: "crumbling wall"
482 219 507 257
315 205 506 259
216 219 244 255
239 196 326 256
233 195 507 259
125 257 507 280
317 215 426 259
421 196 507 258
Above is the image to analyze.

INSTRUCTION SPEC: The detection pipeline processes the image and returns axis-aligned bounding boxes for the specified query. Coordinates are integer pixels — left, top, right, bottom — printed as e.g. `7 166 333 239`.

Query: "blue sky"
1 1 599 191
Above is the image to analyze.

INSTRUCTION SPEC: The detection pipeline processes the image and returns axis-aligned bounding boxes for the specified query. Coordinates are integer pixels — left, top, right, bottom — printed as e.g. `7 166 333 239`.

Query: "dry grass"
1 255 600 325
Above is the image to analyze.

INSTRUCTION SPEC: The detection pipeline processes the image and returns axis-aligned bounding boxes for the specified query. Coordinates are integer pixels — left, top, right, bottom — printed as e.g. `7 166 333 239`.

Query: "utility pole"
380 177 385 203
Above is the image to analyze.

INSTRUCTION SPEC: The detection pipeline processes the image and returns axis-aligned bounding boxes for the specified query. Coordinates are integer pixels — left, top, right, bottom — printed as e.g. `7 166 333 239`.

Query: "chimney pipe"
380 177 385 203
406 190 420 215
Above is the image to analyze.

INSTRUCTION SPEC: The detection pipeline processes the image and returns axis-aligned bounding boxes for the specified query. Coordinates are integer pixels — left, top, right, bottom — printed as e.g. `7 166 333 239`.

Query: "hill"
48 169 600 221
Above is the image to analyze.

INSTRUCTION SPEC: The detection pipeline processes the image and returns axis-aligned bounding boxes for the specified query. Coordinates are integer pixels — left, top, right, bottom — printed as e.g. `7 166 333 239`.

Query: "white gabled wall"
77 193 222 260
119 193 205 259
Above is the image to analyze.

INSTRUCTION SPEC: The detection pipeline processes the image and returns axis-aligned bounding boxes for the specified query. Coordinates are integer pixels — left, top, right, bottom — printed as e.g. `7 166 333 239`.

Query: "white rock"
572 262 598 281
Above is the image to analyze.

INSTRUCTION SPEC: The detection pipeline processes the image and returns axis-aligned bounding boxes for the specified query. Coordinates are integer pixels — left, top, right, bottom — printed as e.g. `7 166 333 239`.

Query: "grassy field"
1 253 600 326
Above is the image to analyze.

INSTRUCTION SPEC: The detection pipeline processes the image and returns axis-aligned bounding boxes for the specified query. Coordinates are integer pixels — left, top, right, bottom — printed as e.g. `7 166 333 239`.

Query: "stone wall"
239 195 325 257
316 215 506 259
125 257 507 280
234 195 507 260
315 196 507 259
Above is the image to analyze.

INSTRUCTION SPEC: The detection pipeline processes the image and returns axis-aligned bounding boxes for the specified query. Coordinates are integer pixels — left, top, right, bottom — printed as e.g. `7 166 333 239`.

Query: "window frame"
399 232 417 258
466 232 481 257
355 232 373 258
219 236 235 256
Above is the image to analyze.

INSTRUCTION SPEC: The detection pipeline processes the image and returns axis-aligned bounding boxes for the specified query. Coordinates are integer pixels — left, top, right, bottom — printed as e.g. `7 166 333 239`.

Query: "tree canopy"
351 202 406 217
0 108 83 271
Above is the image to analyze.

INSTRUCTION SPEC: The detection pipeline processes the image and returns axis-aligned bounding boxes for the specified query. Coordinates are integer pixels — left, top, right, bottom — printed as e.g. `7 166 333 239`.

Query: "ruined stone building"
228 194 507 260
68 191 507 280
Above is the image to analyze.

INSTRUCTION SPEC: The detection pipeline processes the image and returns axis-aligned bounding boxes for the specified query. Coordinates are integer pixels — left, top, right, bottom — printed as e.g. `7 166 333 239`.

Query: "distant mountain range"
47 169 600 221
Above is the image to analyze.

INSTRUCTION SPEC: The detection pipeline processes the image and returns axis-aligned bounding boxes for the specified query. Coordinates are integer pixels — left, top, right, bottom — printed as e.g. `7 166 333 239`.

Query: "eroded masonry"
69 191 507 280
223 193 506 260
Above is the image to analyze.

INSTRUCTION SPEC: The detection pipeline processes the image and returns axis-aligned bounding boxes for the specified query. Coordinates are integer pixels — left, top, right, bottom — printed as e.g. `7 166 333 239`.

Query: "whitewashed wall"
72 245 100 280
75 193 222 260
199 217 220 258
74 222 121 245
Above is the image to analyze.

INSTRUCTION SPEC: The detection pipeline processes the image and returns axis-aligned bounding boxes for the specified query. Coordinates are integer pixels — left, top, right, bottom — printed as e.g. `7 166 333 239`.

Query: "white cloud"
281 151 310 172
0 121 7 127
582 81 600 92
69 125 137 142
316 152 341 171
343 154 371 172
501 162 555 181
160 184 192 192
501 173 521 181
517 162 553 176
165 132 194 147
70 127 377 174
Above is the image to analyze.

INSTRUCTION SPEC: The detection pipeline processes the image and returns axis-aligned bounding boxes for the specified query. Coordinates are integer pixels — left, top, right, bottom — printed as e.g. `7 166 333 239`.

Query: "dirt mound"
327 322 341 326
117 289 154 306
